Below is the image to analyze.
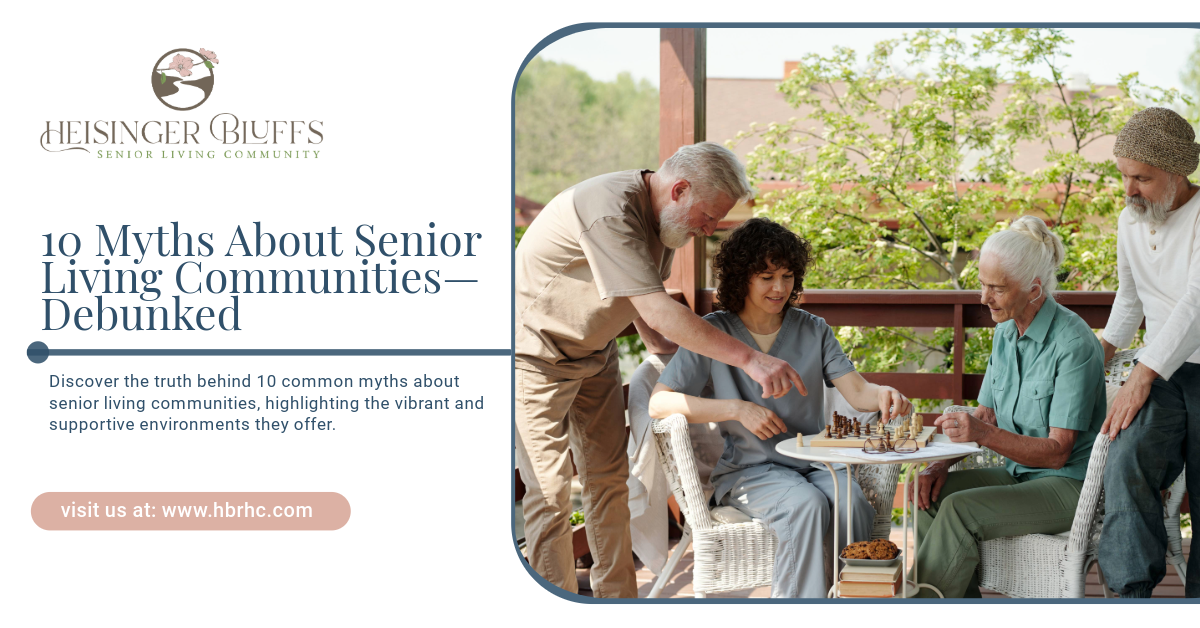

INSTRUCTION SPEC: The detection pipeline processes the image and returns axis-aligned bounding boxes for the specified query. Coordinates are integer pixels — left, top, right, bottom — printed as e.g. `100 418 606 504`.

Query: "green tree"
1183 33 1200 167
734 28 1190 399
515 57 659 205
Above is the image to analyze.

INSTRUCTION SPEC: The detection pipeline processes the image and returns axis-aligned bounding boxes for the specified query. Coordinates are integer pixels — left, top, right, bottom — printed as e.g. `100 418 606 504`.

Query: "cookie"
840 539 899 560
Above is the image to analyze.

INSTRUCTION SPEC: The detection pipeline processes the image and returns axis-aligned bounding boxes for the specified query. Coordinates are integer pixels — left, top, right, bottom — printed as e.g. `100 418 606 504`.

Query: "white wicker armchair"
649 414 905 597
943 348 1188 597
945 411 1110 598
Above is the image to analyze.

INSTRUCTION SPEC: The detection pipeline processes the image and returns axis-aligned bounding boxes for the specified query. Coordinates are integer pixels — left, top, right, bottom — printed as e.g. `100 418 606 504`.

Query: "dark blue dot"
27 341 49 364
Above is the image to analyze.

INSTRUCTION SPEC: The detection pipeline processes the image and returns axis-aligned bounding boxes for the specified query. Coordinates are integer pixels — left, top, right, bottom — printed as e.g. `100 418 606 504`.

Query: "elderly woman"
911 216 1107 598
648 218 912 598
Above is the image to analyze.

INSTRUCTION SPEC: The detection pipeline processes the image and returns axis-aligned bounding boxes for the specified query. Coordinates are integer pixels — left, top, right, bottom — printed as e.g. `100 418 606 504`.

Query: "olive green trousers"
912 467 1082 598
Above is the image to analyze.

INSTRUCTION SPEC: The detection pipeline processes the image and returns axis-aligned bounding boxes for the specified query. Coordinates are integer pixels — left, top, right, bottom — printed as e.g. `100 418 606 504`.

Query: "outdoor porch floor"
601 529 1192 599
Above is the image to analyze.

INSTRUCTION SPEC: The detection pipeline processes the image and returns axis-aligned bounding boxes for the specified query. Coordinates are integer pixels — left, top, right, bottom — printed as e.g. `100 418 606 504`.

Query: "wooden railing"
744 289 1122 404
627 289 1123 404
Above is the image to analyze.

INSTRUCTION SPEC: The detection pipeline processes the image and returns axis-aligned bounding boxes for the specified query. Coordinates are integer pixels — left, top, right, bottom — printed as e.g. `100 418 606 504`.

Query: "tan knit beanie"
1113 107 1199 177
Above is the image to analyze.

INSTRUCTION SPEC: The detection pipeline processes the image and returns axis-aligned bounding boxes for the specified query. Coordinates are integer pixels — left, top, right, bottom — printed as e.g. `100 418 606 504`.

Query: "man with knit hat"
1098 106 1200 598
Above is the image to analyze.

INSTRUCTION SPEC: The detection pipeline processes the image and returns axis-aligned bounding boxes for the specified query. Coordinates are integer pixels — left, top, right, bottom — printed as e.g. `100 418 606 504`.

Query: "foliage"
616 333 646 357
1183 33 1200 137
569 510 585 526
734 29 1192 402
515 57 659 205
514 225 527 248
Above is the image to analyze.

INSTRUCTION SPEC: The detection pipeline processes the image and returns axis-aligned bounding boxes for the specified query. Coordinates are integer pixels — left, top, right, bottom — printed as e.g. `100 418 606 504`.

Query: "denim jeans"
1099 362 1200 598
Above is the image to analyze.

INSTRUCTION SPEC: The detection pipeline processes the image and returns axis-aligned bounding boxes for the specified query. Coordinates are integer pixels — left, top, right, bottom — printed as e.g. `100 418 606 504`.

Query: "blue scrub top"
658 307 857 505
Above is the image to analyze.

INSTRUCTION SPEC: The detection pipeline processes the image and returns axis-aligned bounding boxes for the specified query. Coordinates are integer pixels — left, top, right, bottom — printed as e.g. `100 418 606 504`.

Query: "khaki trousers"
515 350 637 598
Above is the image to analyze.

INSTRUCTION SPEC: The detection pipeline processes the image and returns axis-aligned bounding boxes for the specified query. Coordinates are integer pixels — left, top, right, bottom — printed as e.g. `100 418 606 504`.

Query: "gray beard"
659 201 695 249
1127 177 1179 227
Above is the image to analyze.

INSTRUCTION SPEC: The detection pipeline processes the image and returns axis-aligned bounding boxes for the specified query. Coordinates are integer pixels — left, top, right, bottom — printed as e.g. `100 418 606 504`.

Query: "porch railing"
624 289 1124 405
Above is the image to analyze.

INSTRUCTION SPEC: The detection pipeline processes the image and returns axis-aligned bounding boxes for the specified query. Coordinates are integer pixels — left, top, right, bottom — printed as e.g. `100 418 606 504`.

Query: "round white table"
775 433 976 599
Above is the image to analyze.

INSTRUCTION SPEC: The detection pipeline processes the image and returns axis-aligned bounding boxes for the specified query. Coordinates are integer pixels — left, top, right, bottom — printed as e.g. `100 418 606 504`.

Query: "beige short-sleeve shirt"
515 170 674 378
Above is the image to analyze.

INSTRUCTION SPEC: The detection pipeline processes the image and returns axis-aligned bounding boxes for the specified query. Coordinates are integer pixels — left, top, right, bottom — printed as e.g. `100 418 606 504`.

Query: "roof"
515 195 544 227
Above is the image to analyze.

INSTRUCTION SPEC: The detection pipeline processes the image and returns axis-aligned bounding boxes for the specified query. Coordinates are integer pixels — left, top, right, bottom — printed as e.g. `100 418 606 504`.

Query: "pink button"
32 493 350 530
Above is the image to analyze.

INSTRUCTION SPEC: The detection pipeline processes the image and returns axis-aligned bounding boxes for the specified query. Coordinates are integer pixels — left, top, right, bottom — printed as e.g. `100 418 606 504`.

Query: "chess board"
808 426 937 449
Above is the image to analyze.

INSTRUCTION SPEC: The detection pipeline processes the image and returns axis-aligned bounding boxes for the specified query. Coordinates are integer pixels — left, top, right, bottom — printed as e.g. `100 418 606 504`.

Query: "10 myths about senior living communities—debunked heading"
37 223 486 331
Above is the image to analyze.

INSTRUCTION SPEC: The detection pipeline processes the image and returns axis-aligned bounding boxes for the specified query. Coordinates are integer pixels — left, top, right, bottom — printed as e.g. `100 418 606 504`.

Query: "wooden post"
659 28 706 311
953 303 965 405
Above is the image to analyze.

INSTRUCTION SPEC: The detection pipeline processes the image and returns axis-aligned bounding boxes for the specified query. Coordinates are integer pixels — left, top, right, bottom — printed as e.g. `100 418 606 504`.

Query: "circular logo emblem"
151 48 218 111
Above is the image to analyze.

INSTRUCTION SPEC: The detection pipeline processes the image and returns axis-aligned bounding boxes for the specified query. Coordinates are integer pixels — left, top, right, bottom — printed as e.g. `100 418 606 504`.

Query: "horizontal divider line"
46 349 512 357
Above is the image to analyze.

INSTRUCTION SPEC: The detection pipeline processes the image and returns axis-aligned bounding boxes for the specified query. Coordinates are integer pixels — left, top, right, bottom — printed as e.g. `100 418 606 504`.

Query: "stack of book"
836 562 904 598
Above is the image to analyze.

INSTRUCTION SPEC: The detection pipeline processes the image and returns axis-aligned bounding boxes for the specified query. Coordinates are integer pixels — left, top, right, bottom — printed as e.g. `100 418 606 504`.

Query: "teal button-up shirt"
976 298 1106 482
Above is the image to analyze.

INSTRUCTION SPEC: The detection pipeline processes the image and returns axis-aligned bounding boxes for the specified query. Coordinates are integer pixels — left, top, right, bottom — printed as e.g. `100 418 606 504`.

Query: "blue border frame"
510 22 1200 604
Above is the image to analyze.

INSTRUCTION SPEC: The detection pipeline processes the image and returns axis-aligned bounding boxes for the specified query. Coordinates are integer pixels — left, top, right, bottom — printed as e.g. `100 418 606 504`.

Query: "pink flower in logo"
199 48 219 64
170 54 194 77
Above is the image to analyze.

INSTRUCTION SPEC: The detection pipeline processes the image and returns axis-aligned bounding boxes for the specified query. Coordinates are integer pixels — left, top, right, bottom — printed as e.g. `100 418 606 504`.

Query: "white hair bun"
1009 215 1065 268
981 216 1067 296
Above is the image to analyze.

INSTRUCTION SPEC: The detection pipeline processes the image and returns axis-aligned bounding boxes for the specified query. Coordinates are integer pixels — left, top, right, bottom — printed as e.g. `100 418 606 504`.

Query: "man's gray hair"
659 142 754 203
981 215 1067 298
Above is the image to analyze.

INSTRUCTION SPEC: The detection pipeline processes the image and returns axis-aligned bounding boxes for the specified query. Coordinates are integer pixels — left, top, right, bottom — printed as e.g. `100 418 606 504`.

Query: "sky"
535 28 1199 95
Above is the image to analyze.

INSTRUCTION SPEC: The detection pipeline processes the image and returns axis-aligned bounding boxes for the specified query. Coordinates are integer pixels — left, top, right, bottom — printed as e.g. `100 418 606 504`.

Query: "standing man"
1098 107 1200 598
515 142 807 597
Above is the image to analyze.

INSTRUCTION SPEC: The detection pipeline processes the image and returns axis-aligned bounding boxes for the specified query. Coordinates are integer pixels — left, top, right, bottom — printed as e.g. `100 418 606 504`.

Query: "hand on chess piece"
875 386 913 422
935 410 996 444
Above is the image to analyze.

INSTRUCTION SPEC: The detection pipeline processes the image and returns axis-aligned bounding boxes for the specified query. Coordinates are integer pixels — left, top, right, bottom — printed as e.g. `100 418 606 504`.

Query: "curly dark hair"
713 218 813 314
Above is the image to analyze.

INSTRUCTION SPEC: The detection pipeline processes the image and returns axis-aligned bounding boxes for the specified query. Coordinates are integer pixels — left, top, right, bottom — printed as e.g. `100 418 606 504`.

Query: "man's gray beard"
659 201 695 249
1128 176 1179 227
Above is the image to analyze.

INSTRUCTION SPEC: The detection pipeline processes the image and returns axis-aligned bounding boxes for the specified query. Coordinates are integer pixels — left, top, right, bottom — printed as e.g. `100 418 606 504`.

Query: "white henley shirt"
1102 188 1200 380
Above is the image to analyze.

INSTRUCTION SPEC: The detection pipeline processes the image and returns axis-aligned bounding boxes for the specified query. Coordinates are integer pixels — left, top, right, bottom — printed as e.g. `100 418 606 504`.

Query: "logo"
41 47 325 159
152 48 219 111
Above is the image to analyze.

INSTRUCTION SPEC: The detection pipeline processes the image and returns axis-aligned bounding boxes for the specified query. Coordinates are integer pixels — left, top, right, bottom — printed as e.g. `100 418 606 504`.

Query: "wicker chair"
650 413 904 597
944 348 1188 597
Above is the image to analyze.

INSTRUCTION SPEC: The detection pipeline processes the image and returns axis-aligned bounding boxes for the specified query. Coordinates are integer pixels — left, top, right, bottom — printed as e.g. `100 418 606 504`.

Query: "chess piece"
825 425 832 438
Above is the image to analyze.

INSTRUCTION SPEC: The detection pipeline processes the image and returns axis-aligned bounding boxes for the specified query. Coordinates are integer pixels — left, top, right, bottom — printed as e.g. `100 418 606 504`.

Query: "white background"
0 2 1194 626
